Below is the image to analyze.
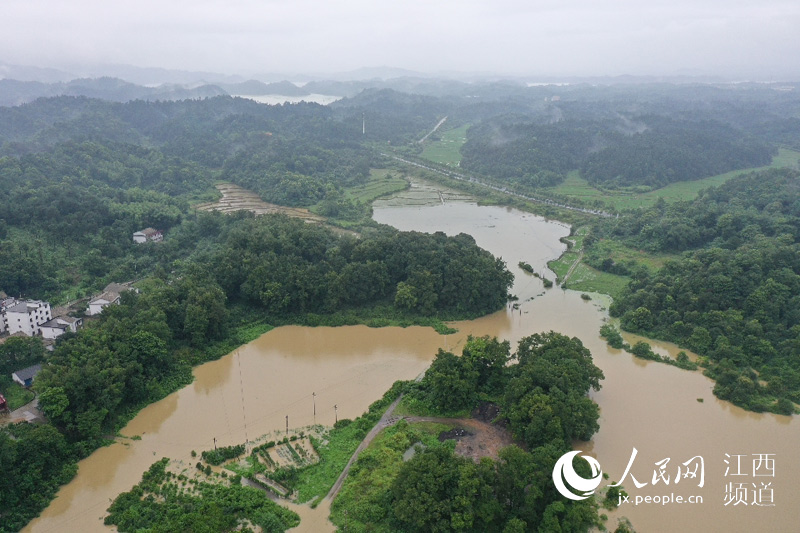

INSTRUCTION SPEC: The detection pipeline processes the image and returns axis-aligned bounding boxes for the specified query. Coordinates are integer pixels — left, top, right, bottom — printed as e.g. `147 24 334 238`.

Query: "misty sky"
2 0 799 78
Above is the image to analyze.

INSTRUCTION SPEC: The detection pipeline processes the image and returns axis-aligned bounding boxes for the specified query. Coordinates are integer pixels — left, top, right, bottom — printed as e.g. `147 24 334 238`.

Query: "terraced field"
195 183 325 222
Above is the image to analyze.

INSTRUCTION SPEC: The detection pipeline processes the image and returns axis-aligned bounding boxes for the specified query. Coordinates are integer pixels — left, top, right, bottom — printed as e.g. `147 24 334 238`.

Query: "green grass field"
547 148 800 210
588 239 677 271
547 226 634 300
0 377 35 411
420 124 469 167
562 264 629 300
343 169 409 204
549 250 578 281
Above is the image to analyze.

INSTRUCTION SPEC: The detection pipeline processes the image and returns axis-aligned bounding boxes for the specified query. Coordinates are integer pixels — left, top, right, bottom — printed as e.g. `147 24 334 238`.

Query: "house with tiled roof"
40 316 82 340
12 364 43 388
87 282 136 316
133 227 163 244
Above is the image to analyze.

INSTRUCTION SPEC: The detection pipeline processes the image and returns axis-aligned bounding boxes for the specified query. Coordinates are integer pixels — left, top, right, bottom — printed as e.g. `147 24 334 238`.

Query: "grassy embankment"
412 147 796 299
544 150 799 298
386 146 799 301
419 124 470 167
546 228 629 300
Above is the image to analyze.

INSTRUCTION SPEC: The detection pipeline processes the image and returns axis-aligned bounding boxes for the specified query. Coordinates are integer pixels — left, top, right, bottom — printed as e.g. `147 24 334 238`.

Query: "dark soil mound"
472 401 501 424
438 427 473 441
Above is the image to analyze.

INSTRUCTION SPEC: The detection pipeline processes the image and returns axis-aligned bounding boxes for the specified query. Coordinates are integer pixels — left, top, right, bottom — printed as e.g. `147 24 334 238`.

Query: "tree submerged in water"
105 458 300 532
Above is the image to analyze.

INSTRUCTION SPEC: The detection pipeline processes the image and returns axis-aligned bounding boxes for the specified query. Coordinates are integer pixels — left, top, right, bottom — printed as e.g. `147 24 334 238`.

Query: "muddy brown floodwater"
27 180 799 533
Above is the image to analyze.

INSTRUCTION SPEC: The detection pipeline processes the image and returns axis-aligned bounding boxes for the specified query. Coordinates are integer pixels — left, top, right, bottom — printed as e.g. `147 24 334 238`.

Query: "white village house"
40 316 83 340
0 294 15 333
2 300 52 336
133 228 163 244
86 283 136 316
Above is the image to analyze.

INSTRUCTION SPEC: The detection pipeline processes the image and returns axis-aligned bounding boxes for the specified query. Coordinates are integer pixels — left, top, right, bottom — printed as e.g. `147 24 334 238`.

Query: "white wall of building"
4 300 52 336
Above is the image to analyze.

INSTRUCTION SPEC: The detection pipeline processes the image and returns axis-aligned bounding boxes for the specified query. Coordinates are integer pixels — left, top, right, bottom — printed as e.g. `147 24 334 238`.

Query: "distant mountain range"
1 61 792 108
0 77 230 107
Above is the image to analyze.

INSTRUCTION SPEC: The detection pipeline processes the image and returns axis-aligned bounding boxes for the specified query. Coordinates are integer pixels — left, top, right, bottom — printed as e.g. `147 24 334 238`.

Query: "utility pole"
213 437 217 451
312 392 316 422
334 404 338 424
286 415 289 437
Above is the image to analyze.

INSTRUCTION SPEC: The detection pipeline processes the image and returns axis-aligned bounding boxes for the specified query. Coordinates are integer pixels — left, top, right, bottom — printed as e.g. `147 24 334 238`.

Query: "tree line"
604 168 800 413
331 333 605 532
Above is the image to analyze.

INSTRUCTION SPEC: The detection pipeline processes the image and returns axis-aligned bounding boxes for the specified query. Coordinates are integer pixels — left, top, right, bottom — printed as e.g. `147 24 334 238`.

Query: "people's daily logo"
552 451 603 500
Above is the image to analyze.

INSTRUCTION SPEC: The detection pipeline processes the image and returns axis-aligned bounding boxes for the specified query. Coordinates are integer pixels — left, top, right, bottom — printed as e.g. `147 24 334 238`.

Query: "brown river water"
26 181 798 532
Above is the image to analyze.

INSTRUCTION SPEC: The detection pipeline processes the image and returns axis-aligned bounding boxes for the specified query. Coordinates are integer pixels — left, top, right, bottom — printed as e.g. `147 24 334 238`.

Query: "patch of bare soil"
408 404 515 463
446 419 514 463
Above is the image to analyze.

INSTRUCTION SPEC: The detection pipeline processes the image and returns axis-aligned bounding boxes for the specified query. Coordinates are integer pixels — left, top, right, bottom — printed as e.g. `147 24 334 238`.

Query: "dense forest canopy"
0 93 517 531
604 168 800 413
331 333 605 532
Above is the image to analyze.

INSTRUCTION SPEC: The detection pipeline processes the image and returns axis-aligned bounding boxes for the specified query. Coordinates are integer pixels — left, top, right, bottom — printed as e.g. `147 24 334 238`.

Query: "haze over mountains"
3 60 796 108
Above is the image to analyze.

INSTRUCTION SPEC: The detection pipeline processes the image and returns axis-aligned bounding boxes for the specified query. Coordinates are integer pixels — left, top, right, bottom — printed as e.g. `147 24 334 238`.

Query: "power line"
236 350 249 452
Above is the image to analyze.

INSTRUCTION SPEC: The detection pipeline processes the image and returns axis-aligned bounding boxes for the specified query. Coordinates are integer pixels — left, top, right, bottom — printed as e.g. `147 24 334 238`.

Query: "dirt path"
325 400 513 502
562 249 584 284
325 395 404 501
0 397 41 426
418 116 448 144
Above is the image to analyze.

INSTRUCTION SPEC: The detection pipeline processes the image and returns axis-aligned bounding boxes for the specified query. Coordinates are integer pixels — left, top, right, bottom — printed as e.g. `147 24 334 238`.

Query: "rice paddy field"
342 169 409 204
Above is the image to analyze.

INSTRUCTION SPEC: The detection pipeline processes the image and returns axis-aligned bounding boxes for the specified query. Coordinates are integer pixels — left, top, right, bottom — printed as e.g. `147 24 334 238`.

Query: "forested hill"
604 168 800 413
455 84 798 192
459 111 775 191
0 94 515 531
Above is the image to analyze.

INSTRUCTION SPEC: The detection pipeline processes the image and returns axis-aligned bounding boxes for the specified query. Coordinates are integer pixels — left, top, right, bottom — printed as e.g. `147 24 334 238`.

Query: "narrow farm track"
325 395 404 501
418 116 448 143
562 249 584 284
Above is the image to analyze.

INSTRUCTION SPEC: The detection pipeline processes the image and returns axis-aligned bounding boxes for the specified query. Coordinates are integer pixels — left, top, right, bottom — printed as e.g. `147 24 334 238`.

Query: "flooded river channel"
27 181 798 532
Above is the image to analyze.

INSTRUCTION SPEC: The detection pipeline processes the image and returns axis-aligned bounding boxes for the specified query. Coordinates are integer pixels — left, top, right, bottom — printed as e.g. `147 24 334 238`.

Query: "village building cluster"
0 282 135 342
0 283 135 404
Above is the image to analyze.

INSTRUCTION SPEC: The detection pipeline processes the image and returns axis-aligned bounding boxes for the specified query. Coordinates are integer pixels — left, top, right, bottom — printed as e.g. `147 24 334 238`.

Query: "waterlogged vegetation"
0 97 519 529
202 444 246 466
224 381 406 506
606 168 800 414
104 458 300 532
547 227 630 299
600 324 698 371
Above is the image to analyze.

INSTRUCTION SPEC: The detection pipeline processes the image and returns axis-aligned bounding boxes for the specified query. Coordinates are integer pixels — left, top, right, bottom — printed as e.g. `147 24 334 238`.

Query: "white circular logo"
552 451 603 500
